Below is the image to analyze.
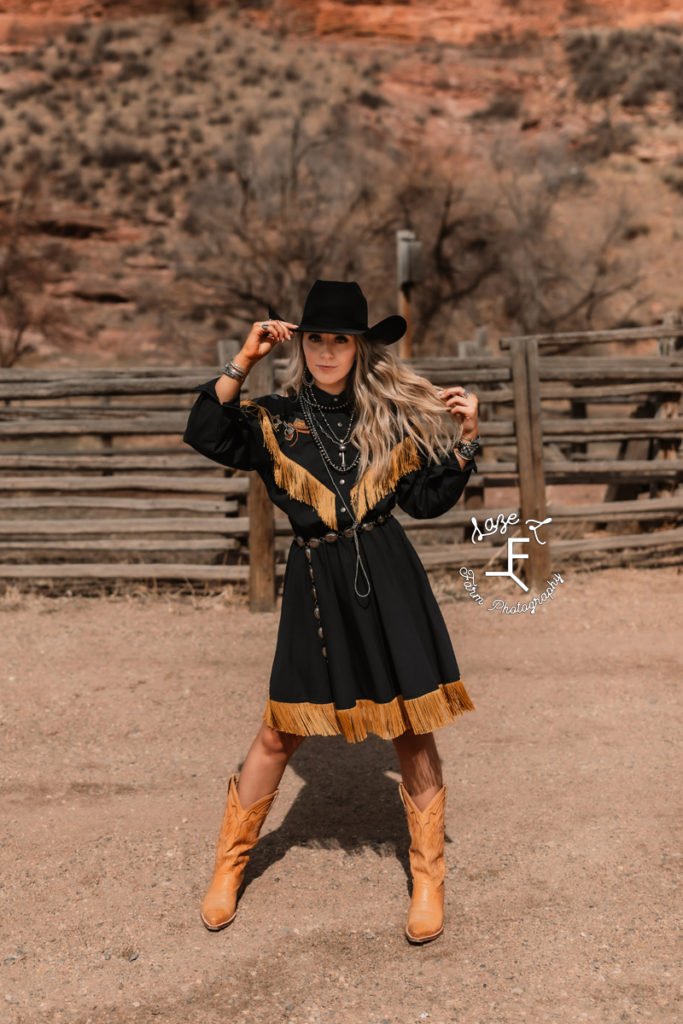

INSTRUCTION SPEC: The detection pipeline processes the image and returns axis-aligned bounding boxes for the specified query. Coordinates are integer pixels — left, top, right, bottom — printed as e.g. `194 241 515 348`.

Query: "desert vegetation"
0 11 680 364
564 25 683 115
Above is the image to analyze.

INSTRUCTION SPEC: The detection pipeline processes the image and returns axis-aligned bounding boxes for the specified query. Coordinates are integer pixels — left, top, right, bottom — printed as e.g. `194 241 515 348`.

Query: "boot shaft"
214 773 279 870
398 782 447 887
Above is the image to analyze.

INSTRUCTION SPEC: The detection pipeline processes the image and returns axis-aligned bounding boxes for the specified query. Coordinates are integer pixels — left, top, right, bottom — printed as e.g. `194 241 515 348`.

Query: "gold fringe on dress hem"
241 400 338 530
262 679 475 744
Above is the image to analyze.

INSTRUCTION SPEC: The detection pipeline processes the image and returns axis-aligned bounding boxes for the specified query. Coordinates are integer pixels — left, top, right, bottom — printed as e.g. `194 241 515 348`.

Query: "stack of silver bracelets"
222 359 247 381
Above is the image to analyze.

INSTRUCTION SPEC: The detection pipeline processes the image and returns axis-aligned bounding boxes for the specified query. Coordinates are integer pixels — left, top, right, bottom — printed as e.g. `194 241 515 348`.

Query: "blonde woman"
183 279 480 944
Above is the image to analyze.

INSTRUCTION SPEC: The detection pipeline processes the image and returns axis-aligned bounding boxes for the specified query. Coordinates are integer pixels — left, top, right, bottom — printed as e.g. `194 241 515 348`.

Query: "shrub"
242 115 261 136
59 168 84 192
114 26 139 40
470 94 521 120
357 90 390 110
93 26 114 59
49 63 72 82
6 81 52 103
565 27 683 113
662 170 683 195
576 117 638 162
66 23 89 45
96 142 156 169
117 55 152 82
172 0 207 20
155 195 175 217
622 223 650 240
470 28 540 58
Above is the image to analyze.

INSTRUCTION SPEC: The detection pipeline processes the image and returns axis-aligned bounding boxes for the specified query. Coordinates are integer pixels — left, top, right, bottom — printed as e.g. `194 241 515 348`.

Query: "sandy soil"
1 567 681 1024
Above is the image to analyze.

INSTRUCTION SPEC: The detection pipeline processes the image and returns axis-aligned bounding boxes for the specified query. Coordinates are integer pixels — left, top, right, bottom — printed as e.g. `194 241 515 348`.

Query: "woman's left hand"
437 386 479 437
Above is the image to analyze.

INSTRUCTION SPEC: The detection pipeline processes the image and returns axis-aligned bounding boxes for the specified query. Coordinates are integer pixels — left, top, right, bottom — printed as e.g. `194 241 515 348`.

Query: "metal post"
396 229 422 361
398 285 412 360
510 337 552 589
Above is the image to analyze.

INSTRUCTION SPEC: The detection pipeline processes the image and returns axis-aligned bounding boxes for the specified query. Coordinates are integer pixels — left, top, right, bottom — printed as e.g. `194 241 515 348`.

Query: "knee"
259 723 305 758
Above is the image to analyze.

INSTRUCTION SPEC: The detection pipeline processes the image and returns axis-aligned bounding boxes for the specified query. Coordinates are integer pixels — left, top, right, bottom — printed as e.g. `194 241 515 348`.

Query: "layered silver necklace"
298 373 371 599
299 374 360 473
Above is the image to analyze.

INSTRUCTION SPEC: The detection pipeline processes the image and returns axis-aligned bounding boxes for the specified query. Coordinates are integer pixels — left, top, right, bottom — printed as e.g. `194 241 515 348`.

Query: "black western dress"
183 377 477 743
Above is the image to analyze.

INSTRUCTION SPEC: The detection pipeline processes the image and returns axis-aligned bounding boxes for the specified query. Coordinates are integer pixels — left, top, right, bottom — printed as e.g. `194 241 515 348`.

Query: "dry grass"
0 577 250 606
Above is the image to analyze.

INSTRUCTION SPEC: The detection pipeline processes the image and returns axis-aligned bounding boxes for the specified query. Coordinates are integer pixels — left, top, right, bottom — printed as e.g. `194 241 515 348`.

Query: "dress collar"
306 379 352 409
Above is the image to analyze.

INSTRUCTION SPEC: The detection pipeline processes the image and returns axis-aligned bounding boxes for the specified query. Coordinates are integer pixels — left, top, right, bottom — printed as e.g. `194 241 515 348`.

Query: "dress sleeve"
395 447 478 519
182 377 268 473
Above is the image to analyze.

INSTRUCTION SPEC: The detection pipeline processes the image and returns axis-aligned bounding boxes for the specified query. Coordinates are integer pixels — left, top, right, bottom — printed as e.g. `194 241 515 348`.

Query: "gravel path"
1 567 680 1024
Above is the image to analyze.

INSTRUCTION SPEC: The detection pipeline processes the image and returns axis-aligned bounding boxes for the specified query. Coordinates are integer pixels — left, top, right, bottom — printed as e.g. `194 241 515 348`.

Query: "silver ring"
463 389 470 397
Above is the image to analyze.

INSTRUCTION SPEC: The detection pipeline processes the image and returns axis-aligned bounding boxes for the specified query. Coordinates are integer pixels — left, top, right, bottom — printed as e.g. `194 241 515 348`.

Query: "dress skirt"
263 514 474 743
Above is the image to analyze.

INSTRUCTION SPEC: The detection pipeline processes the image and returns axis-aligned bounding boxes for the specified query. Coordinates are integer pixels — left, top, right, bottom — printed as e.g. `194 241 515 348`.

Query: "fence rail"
0 323 681 601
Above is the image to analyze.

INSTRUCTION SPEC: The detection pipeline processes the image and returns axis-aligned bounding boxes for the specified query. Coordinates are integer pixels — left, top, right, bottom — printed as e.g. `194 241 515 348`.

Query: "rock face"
0 0 681 366
1 1 681 42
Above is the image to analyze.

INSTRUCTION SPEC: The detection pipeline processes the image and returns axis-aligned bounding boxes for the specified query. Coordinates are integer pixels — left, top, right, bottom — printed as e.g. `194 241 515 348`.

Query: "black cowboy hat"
270 280 406 345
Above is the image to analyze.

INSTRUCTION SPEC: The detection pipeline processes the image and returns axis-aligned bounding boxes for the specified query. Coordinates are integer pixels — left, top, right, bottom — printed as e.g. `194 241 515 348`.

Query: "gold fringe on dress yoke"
262 679 475 744
241 399 423 528
242 400 339 530
349 435 422 521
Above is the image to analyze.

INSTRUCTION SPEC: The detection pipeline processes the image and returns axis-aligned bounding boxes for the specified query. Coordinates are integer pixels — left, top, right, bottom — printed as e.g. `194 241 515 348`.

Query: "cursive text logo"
459 567 565 614
470 513 552 546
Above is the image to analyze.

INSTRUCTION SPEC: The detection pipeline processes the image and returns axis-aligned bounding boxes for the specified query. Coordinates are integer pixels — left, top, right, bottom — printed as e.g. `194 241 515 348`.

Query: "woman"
183 279 480 944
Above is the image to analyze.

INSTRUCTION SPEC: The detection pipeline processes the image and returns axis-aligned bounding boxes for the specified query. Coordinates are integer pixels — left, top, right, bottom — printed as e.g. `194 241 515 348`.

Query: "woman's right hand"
240 319 299 366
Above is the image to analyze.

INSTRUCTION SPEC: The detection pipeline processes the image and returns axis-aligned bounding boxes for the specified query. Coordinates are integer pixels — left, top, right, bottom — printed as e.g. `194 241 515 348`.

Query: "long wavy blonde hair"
279 333 464 484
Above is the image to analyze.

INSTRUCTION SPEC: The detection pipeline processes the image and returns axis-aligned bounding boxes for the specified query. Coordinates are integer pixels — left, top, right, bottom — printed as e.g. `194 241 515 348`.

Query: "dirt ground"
1 566 681 1024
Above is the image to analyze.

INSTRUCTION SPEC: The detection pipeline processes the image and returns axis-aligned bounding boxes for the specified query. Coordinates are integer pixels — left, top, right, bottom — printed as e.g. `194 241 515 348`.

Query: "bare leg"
236 721 306 806
392 728 443 811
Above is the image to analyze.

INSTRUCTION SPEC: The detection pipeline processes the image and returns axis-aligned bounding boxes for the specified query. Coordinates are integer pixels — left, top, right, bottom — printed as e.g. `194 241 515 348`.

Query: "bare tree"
390 155 502 347
171 123 646 356
175 114 399 337
489 138 646 334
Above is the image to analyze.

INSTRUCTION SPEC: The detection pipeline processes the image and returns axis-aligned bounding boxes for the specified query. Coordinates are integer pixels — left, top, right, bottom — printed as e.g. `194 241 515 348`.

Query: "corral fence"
0 323 681 608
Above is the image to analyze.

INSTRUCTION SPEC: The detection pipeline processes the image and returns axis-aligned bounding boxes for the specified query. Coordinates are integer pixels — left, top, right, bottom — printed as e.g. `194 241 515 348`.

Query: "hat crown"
300 280 368 334
269 279 406 344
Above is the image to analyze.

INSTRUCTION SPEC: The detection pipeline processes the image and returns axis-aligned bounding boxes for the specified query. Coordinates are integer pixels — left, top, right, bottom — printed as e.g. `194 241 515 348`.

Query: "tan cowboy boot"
398 781 447 943
200 773 279 931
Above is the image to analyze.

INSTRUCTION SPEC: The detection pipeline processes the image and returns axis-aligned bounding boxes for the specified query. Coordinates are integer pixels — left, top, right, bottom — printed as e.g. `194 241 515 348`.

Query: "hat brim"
270 307 407 346
364 315 407 345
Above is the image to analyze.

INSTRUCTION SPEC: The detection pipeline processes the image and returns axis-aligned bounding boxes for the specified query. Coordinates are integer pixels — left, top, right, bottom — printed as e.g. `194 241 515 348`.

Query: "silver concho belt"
293 512 393 663
293 511 392 548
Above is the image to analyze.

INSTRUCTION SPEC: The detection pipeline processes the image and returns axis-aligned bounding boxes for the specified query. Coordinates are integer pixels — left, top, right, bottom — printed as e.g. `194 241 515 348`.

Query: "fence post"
510 337 552 589
244 354 276 612
655 312 683 497
464 327 489 526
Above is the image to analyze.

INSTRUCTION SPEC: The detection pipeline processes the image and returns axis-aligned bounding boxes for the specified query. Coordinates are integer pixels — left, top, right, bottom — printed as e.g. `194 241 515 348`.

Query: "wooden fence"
0 324 681 604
